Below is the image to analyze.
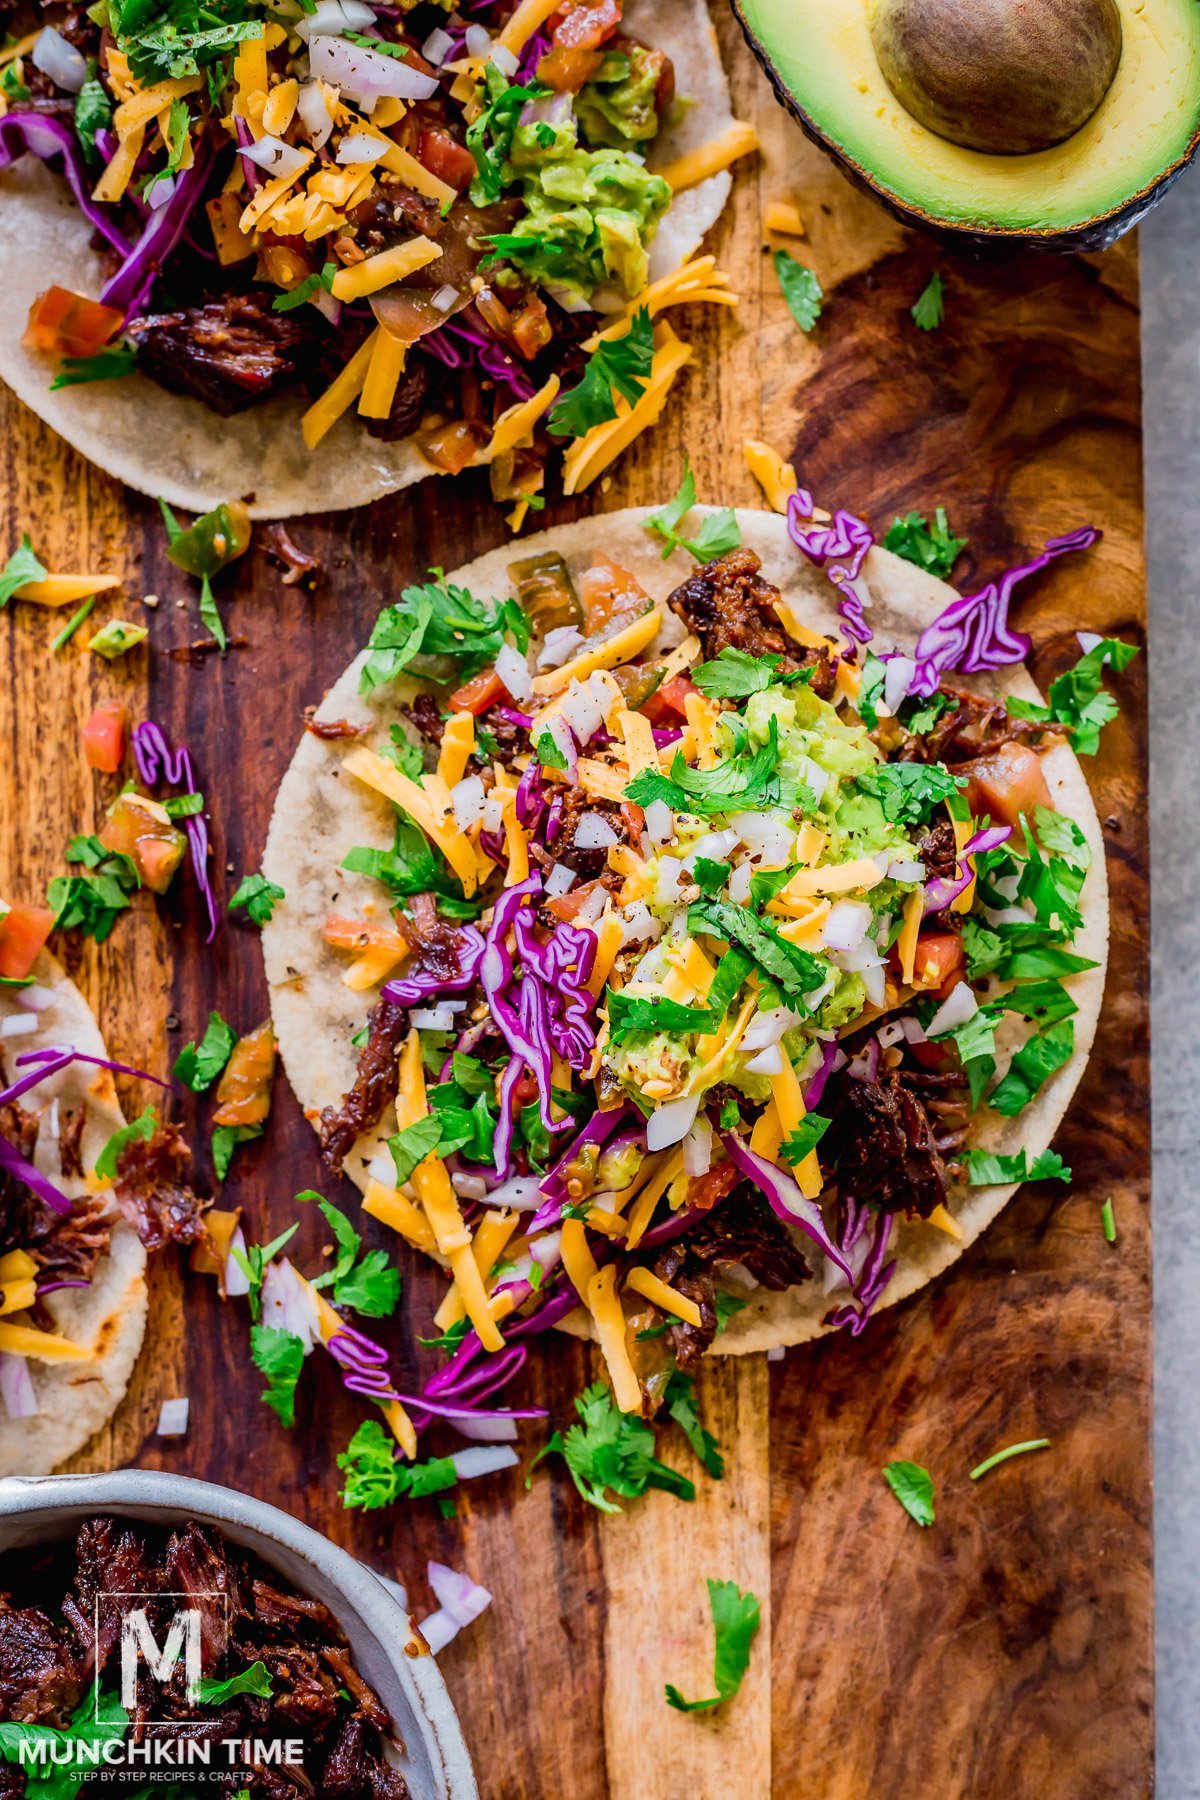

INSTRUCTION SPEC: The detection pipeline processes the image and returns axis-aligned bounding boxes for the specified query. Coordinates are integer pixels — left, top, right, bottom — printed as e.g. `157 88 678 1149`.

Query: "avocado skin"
730 0 1200 252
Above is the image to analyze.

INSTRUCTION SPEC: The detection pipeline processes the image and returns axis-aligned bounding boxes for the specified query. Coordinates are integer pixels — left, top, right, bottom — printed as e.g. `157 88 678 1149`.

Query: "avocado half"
731 0 1200 251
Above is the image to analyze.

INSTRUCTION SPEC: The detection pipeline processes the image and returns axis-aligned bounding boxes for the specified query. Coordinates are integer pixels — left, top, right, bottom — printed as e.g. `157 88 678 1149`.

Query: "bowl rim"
0 1469 477 1800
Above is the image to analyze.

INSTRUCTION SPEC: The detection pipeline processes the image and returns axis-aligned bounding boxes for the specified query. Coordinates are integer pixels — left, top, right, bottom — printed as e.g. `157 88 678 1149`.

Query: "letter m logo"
119 1608 203 1710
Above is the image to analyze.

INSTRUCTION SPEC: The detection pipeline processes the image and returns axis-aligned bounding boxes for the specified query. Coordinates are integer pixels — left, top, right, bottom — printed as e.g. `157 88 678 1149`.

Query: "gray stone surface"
1143 173 1200 1798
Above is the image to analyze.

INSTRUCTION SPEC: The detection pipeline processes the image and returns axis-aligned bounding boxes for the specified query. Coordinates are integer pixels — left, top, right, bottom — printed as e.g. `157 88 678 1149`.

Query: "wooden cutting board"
0 8 1150 1796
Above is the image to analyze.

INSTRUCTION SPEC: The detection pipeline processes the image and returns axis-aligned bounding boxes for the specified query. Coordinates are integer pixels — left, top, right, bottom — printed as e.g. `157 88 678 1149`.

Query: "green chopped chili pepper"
165 499 252 581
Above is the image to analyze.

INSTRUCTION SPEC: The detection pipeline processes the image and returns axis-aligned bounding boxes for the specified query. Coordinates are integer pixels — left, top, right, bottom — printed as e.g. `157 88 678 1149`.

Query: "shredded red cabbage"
132 720 219 941
510 906 597 1067
232 116 262 194
802 1038 844 1110
101 138 214 320
910 527 1100 696
493 1052 524 1178
722 1130 853 1280
828 1207 896 1336
383 925 485 1005
0 112 133 258
528 1103 635 1233
423 316 536 401
922 822 1011 914
1 1044 166 1216
787 489 875 646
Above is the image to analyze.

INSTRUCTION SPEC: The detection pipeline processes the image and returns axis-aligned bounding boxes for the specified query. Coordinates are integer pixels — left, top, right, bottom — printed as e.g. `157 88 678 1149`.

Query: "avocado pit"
867 0 1124 155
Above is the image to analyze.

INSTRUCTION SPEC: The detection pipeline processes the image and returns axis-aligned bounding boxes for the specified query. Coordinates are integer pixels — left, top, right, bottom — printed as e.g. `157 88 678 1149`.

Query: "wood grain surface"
0 7 1150 1796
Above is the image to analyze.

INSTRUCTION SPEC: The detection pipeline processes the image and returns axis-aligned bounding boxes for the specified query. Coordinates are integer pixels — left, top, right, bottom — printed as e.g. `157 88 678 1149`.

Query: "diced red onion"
0 1013 40 1040
0 112 133 258
261 1259 321 1351
15 984 54 1013
309 32 439 101
428 1560 493 1628
32 25 87 93
156 1396 189 1436
448 1444 519 1481
926 981 977 1037
297 0 377 37
803 1038 845 1109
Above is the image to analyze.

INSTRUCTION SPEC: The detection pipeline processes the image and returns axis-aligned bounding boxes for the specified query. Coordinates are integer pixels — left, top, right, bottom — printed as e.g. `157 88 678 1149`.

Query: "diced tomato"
511 295 552 361
82 701 127 774
640 674 698 726
536 44 603 89
908 1036 955 1072
513 1071 541 1104
620 799 645 839
553 0 622 51
418 126 478 193
544 878 603 922
653 49 676 112
911 932 966 994
24 287 124 359
689 1159 739 1212
448 667 513 714
99 794 186 894
418 418 484 475
576 554 651 634
0 902 53 980
959 742 1052 830
322 915 412 955
211 1021 276 1129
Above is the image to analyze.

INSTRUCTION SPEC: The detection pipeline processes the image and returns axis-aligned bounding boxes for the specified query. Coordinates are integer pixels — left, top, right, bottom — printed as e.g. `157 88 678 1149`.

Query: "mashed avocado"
500 100 670 301
576 47 662 148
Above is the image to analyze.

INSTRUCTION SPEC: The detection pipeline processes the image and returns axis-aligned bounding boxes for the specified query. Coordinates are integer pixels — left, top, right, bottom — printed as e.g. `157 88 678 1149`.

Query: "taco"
0 0 746 517
0 949 207 1472
259 498 1114 1412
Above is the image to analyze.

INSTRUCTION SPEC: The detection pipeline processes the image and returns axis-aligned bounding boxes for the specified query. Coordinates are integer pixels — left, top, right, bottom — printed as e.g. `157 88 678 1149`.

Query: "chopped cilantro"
688 897 825 1006
228 873 284 925
418 1317 470 1353
94 1106 156 1180
75 64 112 161
606 989 715 1042
250 1325 305 1428
644 460 742 564
548 309 653 439
883 507 965 579
969 1438 1051 1482
856 651 886 728
48 835 139 943
665 1579 760 1712
272 262 336 312
338 1419 457 1510
345 814 478 918
0 536 47 608
988 1017 1075 1116
692 647 813 700
1005 637 1139 756
388 1115 443 1186
717 1099 741 1132
359 573 528 696
748 866 796 910
774 249 822 332
714 1289 747 1331
535 730 568 771
528 1381 696 1513
307 1198 400 1317
856 760 966 825
88 619 147 660
212 1122 263 1182
901 691 953 737
467 64 550 205
883 1459 935 1526
964 1148 1071 1185
691 857 728 895
665 1372 724 1479
195 1661 273 1704
779 1112 830 1166
51 345 138 389
230 1223 298 1323
1101 1195 1116 1243
911 271 944 331
627 715 799 818
173 1010 236 1092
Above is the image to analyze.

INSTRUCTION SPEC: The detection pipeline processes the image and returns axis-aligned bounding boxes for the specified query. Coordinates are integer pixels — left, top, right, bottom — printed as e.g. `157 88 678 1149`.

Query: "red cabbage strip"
327 1325 545 1431
383 926 485 1005
100 137 214 319
1 1045 168 1217
510 908 597 1067
423 317 536 401
232 116 262 193
802 1038 843 1110
787 489 874 645
722 1131 853 1280
922 821 1011 915
828 1210 897 1336
0 1132 72 1217
527 1103 636 1233
494 1053 523 1177
0 112 133 258
910 526 1100 696
132 720 219 942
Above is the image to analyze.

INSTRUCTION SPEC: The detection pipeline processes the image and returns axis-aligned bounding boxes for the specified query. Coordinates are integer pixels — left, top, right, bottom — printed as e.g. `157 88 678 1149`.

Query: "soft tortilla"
0 0 734 519
0 952 148 1471
260 507 1107 1351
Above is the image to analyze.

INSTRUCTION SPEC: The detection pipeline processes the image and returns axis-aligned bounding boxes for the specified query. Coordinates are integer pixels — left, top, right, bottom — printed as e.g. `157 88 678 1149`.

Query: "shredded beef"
915 817 959 883
826 1072 949 1218
60 1517 149 1676
0 1103 114 1282
363 355 432 443
252 1578 338 1635
261 1644 342 1732
897 1065 971 1159
649 1242 717 1369
319 998 407 1174
474 703 525 768
127 291 330 416
901 683 1045 766
266 523 320 587
57 1107 85 1179
0 1603 82 1726
666 548 837 697
162 1522 239 1663
401 692 446 748
685 1187 813 1290
553 788 635 883
303 708 368 741
113 1119 206 1251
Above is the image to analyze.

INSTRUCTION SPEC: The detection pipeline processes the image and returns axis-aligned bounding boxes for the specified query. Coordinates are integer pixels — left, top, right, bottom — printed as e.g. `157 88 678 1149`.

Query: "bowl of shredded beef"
0 1471 476 1799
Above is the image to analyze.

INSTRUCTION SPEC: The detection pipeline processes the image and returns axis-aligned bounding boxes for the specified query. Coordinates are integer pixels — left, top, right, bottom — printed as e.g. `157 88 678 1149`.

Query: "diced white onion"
536 626 584 671
0 1352 38 1419
297 80 336 148
261 1258 321 1351
297 0 376 37
224 1227 251 1299
821 900 873 954
33 1101 62 1181
421 25 455 63
683 1113 713 1177
620 901 660 946
728 864 753 904
1077 630 1104 655
684 829 739 865
644 800 674 846
309 32 440 102
146 175 177 209
411 1004 457 1030
156 1397 190 1437
766 1346 786 1363
558 675 606 743
486 1173 543 1211
731 809 794 865
574 886 609 926
544 862 576 898
15 983 55 1012
464 22 492 55
451 774 486 829
647 1093 700 1151
572 812 618 851
241 135 311 179
887 858 926 884
448 1444 519 1481
336 132 385 164
927 981 978 1037
876 1020 907 1049
494 640 533 703
883 655 916 716
654 858 684 906
490 42 518 75
431 283 459 312
742 1007 804 1051
530 1229 561 1269
482 796 503 833
449 1413 518 1443
32 25 88 93
861 962 886 1007
450 1172 489 1200
744 1043 784 1075
900 1015 928 1045
0 1013 40 1039
801 757 831 803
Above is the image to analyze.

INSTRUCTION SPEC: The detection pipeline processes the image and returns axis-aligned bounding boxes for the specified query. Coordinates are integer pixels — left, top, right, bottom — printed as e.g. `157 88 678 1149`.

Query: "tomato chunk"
576 554 650 634
912 932 965 994
322 914 412 955
211 1021 276 1129
640 673 697 726
960 742 1052 830
553 0 623 51
24 287 124 359
99 794 186 894
83 701 128 773
0 902 53 980
448 667 513 715
418 126 478 193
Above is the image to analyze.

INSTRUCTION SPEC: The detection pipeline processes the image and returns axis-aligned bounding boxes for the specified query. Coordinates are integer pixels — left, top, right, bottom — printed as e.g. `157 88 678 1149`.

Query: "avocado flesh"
735 0 1200 240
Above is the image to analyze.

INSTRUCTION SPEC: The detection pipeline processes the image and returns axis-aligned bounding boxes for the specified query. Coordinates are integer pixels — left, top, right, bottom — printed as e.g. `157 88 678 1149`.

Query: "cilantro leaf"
94 1106 156 1180
548 309 653 438
75 64 112 161
606 989 715 1042
310 1198 360 1291
1006 637 1139 755
883 1459 935 1526
690 856 728 895
272 262 335 313
665 1371 724 1479
173 1010 236 1092
665 1579 761 1712
333 1249 401 1318
774 249 822 332
195 1661 273 1705
0 535 48 608
883 507 965 579
250 1325 305 1428
901 691 953 737
230 1224 298 1324
692 647 813 700
688 897 826 1006
47 836 140 943
388 1116 443 1185
212 1122 263 1182
228 873 284 925
627 715 797 818
856 651 886 728
714 1290 748 1332
535 729 568 771
856 761 966 826
965 1148 1071 1185
338 1419 457 1510
988 1018 1075 1116
50 345 138 390
911 271 944 331
779 1112 830 1166
360 575 528 696
644 460 741 564
994 944 1098 981
529 1381 696 1514
345 814 477 916
467 64 550 204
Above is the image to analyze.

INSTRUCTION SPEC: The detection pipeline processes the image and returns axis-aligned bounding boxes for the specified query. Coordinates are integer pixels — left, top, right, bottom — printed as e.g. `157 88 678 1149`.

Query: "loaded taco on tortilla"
0 944 206 1471
0 0 749 516
259 489 1120 1421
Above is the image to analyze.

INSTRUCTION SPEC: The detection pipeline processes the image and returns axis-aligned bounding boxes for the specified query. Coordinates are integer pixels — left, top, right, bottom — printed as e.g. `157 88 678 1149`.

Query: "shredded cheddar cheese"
625 1265 703 1328
585 1264 642 1413
653 120 759 192
561 329 692 495
744 439 798 514
330 236 443 301
532 607 663 695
